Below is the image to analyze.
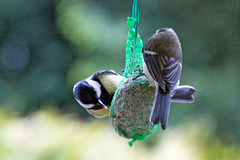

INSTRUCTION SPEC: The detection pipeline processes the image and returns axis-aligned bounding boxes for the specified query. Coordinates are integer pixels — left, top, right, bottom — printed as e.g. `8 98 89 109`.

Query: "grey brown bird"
142 27 184 130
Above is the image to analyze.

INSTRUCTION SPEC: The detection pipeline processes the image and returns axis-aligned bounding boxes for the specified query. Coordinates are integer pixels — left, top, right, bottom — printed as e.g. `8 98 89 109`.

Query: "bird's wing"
143 52 182 92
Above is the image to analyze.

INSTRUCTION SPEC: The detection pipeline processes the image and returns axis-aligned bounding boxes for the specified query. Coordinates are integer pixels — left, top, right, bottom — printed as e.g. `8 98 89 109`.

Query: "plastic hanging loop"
132 0 139 38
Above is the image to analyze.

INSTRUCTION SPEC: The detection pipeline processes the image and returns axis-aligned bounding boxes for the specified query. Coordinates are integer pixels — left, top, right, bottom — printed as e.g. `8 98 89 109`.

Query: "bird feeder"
109 0 159 147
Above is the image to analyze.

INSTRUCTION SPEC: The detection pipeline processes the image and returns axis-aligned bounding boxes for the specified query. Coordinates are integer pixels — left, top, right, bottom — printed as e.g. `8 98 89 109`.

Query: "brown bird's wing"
143 52 182 92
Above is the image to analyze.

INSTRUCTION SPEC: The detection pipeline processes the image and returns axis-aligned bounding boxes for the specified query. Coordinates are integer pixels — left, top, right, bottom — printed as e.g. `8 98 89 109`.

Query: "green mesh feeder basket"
109 0 160 147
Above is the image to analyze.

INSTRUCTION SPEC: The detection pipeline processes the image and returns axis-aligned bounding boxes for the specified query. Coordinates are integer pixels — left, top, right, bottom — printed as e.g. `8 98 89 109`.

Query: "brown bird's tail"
171 85 195 103
150 85 171 130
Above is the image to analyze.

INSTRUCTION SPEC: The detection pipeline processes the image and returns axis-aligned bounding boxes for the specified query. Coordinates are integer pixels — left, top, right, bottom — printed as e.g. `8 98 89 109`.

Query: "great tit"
73 70 122 118
73 69 195 119
142 27 184 129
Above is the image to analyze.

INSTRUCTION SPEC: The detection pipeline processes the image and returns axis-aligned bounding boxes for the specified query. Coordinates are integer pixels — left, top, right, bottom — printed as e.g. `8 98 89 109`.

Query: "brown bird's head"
146 27 182 61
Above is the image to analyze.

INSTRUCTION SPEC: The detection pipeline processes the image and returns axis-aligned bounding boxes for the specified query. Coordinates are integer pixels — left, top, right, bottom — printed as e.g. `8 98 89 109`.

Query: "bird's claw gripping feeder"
109 0 160 147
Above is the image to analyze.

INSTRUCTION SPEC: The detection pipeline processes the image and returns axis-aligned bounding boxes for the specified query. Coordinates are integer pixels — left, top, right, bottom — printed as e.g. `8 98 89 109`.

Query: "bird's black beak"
96 100 108 109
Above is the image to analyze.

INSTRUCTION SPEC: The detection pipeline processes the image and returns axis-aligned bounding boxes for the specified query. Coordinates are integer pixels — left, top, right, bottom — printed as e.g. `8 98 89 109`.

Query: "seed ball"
110 77 159 141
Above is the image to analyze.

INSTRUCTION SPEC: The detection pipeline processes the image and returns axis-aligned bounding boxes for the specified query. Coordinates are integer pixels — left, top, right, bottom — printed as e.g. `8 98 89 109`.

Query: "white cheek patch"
86 79 101 98
73 81 80 92
76 98 94 109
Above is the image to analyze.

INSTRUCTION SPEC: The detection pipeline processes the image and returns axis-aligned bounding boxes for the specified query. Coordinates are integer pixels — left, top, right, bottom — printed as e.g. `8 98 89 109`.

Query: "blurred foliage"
0 109 240 160
0 0 240 155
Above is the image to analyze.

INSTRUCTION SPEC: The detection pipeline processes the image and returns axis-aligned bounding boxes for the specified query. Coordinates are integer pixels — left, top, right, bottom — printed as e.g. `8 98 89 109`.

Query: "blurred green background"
0 0 239 159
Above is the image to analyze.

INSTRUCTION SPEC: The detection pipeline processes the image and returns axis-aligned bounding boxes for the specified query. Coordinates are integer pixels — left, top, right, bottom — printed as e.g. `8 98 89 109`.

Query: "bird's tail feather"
171 85 195 103
150 86 171 130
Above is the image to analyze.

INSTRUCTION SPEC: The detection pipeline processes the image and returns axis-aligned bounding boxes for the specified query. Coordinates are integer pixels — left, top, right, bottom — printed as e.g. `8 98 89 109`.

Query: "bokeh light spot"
1 40 29 70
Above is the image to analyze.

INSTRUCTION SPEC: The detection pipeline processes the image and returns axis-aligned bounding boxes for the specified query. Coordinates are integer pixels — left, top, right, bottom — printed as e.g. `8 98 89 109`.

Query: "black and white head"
73 78 107 109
